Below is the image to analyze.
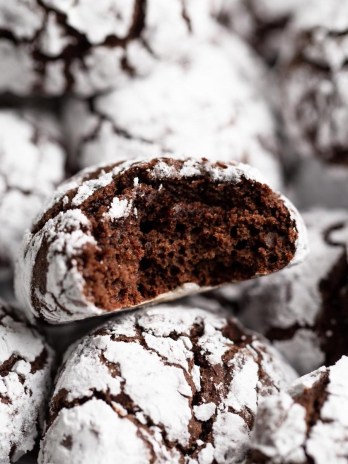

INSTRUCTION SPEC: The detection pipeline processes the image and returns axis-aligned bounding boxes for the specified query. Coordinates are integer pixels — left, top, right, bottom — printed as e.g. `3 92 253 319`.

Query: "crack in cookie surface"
0 0 207 96
0 300 54 463
249 356 348 463
39 305 296 464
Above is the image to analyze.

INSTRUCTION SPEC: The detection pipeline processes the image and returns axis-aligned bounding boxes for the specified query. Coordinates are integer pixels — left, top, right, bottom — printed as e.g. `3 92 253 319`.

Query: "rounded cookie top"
0 109 66 276
39 304 297 464
15 156 306 324
279 0 348 164
238 208 348 375
0 0 213 96
0 299 54 463
249 356 348 464
63 29 282 190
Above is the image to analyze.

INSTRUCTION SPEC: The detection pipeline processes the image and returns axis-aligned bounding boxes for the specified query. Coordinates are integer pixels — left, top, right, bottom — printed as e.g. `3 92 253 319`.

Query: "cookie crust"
15 157 306 324
38 305 297 464
0 299 54 463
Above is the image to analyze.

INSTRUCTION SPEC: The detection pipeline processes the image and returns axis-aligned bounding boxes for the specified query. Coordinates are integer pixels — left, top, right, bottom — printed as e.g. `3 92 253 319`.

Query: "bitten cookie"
15 157 307 324
0 299 54 463
38 305 297 464
279 0 348 208
237 209 348 375
214 0 303 62
249 356 348 464
0 0 211 97
0 109 66 278
63 29 282 190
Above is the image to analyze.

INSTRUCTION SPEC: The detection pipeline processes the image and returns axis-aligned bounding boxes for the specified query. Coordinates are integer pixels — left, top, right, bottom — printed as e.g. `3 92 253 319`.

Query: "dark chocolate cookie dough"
15 157 307 324
239 209 348 375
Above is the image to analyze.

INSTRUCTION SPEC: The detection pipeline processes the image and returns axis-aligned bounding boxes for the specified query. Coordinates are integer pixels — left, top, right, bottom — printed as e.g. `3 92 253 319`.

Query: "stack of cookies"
0 1 347 463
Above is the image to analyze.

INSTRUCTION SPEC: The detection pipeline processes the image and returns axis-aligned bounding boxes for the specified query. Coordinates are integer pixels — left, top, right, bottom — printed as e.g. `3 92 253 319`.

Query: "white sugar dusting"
280 0 348 184
105 197 134 220
63 27 282 190
251 356 348 463
194 403 216 422
39 399 151 464
72 171 113 206
0 0 214 96
0 301 54 463
213 0 303 61
0 109 65 275
39 305 296 463
15 156 305 324
15 209 103 324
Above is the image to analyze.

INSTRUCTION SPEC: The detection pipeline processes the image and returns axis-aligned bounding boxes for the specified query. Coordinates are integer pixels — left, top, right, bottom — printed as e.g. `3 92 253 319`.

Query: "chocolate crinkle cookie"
15 157 307 324
280 0 348 165
63 29 283 190
248 356 348 464
0 109 66 279
0 299 54 463
279 0 348 208
237 209 348 375
213 0 303 62
38 305 297 464
0 0 212 97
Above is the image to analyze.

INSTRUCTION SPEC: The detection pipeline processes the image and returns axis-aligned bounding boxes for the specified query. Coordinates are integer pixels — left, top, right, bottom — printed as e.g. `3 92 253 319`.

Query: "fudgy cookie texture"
213 0 303 62
63 29 283 190
237 209 348 375
249 356 348 464
0 299 54 463
0 0 212 97
38 305 297 464
0 109 66 278
15 157 307 324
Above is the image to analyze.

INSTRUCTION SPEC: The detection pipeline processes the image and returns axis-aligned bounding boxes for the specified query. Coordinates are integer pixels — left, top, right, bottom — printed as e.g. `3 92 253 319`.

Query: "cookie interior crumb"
33 160 297 312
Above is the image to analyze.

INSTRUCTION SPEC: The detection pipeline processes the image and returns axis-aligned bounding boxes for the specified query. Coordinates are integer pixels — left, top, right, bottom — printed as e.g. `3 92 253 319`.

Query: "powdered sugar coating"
0 109 66 277
0 0 44 39
214 0 304 61
279 0 348 166
238 209 348 375
39 305 297 464
0 299 54 463
105 197 135 220
250 356 348 463
226 0 303 23
64 29 282 190
15 156 306 325
0 0 214 96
